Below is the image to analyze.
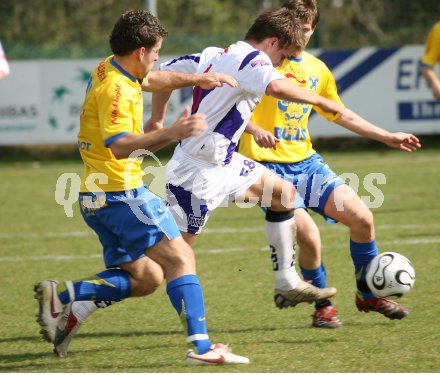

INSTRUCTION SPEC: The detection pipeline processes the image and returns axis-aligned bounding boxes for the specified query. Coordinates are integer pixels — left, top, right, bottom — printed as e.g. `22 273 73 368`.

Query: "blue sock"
301 263 332 309
58 269 131 304
350 239 378 300
166 275 212 354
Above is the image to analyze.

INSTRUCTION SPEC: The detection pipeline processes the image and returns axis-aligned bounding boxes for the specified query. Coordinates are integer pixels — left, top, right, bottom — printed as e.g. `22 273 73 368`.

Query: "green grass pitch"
0 149 439 372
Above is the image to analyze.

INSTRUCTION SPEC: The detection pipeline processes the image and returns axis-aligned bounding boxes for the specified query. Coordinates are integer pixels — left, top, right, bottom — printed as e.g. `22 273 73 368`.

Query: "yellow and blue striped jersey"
78 56 144 192
421 21 440 67
239 51 343 163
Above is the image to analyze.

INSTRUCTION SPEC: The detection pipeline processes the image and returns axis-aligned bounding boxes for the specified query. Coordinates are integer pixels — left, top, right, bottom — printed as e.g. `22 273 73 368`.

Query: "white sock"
70 301 99 323
265 216 301 290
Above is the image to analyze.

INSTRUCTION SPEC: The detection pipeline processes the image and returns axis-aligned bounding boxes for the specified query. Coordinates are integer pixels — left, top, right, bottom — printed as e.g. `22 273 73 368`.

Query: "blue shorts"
79 185 181 268
261 153 347 223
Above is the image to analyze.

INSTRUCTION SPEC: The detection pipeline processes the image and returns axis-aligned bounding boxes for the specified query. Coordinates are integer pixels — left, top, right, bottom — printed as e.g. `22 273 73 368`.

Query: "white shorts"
166 145 266 234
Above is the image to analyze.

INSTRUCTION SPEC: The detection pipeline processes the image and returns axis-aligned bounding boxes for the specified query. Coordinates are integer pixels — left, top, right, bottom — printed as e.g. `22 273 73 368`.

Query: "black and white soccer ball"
366 252 415 298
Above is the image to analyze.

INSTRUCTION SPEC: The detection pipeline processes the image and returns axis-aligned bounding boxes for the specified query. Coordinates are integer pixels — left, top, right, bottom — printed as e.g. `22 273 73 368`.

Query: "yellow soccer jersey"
239 51 343 163
421 21 440 67
78 56 144 192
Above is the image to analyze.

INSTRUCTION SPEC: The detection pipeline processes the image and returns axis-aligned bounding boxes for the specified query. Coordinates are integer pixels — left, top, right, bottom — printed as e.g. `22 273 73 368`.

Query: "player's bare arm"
335 108 421 152
110 107 207 159
245 121 279 149
143 91 173 132
421 66 440 99
266 78 344 116
142 71 237 92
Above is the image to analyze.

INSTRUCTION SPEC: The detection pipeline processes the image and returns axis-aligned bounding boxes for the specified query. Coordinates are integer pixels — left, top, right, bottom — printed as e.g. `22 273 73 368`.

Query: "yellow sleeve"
421 21 440 67
98 79 134 147
312 65 344 122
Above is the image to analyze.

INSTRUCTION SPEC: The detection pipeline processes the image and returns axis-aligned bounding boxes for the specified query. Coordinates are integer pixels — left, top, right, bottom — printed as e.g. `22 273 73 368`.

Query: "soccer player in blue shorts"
40 7 344 357
239 0 421 328
34 9 249 365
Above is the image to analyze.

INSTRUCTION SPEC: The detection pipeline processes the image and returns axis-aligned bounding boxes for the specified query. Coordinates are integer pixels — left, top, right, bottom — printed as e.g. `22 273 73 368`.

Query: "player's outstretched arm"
266 78 344 117
110 107 207 159
142 71 237 92
421 66 440 100
245 121 279 149
335 108 422 152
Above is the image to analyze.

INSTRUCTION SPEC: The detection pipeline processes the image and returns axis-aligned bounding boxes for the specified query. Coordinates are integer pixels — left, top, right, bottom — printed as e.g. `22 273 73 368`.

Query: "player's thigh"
243 169 295 211
324 184 373 228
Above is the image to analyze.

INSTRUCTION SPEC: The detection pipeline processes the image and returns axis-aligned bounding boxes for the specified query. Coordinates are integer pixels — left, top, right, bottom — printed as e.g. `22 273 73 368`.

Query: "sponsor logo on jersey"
251 60 270 68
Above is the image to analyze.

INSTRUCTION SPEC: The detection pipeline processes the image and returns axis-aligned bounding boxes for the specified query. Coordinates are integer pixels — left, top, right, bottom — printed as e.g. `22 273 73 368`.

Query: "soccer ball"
366 252 415 298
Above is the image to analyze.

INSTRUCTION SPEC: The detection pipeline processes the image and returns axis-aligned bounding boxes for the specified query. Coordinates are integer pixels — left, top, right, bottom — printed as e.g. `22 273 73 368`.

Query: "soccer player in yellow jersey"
239 0 421 328
34 9 249 365
421 20 440 99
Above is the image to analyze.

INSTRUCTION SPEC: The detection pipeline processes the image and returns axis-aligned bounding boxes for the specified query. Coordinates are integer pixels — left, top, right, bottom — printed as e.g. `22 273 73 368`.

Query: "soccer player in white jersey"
240 0 421 328
154 8 344 303
49 7 345 357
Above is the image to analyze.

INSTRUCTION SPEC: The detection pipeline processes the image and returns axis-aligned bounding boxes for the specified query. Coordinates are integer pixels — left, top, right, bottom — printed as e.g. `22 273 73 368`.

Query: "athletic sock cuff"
265 209 294 222
349 239 377 256
166 274 199 294
300 266 320 281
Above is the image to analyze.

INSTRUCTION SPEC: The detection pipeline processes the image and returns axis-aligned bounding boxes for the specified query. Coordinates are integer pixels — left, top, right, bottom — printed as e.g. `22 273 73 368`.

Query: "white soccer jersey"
160 41 285 165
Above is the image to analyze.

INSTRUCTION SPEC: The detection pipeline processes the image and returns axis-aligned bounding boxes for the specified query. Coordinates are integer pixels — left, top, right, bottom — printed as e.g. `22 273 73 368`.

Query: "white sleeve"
160 53 201 73
0 42 10 76
238 55 285 97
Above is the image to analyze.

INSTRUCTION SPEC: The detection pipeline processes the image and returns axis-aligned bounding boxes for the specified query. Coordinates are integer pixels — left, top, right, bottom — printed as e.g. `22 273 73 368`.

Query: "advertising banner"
0 45 438 145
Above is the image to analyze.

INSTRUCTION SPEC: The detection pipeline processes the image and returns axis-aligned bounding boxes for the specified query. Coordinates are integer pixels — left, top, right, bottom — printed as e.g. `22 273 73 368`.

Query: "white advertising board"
0 45 438 145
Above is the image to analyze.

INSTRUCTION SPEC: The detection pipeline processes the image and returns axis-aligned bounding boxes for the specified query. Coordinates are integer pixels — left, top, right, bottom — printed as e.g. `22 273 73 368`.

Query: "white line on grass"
1 237 439 262
1 223 439 239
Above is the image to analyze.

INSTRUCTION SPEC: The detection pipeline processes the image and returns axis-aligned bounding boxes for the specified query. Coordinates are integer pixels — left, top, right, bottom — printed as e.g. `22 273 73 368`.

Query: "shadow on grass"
0 320 393 369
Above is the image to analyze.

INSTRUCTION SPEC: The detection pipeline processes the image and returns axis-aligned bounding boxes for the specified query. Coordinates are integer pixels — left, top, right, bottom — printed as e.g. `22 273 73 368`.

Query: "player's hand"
253 127 279 149
386 132 421 152
169 106 207 140
195 73 237 89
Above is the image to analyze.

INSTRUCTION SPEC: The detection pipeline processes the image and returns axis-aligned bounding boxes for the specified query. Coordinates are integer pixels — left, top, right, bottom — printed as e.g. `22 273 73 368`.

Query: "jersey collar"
287 55 303 62
110 57 138 83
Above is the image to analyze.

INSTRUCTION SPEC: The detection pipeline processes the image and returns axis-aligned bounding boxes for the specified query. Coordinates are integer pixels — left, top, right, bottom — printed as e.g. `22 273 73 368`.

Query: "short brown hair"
282 0 320 28
109 10 168 56
245 8 305 50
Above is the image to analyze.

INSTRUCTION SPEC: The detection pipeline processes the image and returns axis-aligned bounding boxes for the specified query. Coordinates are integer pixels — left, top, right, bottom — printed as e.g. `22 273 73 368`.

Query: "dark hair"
109 10 168 56
282 0 320 28
245 8 305 50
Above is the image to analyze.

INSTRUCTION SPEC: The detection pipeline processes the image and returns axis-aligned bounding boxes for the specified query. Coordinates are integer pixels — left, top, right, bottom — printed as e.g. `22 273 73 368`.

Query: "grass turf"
0 149 439 372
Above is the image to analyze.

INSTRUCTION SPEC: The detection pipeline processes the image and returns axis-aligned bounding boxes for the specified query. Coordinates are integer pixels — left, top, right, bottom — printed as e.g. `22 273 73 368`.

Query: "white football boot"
186 343 249 365
274 281 337 308
34 280 65 343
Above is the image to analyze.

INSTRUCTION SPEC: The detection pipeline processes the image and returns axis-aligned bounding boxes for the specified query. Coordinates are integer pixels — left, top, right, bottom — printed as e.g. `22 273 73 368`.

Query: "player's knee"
129 267 164 297
137 274 163 296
